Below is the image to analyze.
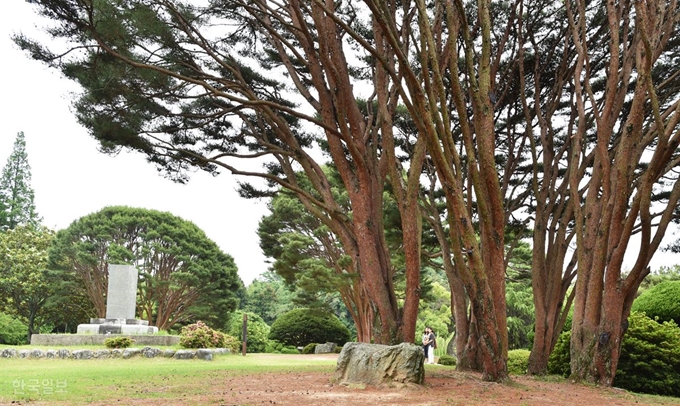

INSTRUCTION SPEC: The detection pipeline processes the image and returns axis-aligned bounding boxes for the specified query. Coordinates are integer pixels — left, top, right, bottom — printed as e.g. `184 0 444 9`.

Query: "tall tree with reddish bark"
561 0 680 384
16 0 426 344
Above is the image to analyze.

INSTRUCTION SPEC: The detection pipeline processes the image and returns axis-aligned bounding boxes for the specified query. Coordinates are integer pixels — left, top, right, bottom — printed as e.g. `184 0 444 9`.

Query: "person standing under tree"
425 327 436 364
421 329 429 359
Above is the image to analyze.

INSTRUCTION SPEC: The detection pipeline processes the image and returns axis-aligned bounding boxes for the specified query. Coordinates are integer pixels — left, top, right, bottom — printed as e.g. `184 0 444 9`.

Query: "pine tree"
0 132 40 230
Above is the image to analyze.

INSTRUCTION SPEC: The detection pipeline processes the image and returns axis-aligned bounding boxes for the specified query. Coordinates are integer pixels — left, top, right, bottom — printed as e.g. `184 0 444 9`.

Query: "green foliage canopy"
632 280 680 325
49 206 243 330
226 311 270 353
0 312 28 345
243 272 295 325
268 308 351 348
0 225 55 342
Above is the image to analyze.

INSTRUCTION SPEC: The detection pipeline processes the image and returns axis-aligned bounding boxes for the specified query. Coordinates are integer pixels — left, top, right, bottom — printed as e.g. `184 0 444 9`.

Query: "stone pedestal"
76 319 159 335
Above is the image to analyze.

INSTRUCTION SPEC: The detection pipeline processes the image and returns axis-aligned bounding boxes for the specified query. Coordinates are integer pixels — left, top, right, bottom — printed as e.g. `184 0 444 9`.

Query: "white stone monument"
77 264 159 335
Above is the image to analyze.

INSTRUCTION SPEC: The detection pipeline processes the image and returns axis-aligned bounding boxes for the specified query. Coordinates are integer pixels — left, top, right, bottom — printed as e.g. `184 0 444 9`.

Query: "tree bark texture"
566 0 680 384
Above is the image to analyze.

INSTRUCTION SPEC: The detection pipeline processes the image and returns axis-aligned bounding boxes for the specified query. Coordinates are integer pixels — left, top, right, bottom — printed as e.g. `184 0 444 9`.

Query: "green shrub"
507 349 530 375
0 312 28 345
104 336 135 349
179 321 226 348
302 343 318 354
438 354 457 366
547 312 680 397
226 312 270 353
547 330 571 377
222 334 241 353
613 312 680 397
264 340 299 354
632 280 680 325
268 308 350 348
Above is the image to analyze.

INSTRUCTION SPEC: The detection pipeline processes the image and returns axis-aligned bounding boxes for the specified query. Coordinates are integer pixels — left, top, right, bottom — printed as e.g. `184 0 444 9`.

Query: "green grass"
0 353 337 404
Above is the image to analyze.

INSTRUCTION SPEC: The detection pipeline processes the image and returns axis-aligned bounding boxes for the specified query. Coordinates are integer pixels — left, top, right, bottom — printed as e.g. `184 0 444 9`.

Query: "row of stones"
0 347 229 361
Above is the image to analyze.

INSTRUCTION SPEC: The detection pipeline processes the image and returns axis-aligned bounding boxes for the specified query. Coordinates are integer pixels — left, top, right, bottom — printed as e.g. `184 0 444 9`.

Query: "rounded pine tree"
268 308 350 348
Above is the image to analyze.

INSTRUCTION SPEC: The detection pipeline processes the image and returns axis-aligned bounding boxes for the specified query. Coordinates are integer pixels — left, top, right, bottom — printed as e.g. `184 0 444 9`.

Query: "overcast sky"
1 1 271 286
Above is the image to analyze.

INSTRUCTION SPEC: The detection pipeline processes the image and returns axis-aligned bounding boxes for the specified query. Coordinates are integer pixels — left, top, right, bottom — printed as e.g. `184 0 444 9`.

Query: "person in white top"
424 326 436 364
421 329 429 359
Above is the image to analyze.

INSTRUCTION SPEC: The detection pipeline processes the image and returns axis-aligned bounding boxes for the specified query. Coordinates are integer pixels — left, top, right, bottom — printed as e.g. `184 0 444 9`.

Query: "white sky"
0 1 271 286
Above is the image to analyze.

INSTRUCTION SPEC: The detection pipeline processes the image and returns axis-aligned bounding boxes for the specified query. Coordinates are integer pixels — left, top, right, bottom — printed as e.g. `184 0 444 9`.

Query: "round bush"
438 354 457 366
104 336 134 349
507 349 530 375
226 311 270 353
632 280 680 325
547 312 680 397
268 308 351 348
302 343 318 354
179 321 226 348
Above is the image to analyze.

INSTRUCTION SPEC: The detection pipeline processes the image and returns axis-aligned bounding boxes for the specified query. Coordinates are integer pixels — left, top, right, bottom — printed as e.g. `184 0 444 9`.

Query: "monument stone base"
30 333 179 346
77 318 158 335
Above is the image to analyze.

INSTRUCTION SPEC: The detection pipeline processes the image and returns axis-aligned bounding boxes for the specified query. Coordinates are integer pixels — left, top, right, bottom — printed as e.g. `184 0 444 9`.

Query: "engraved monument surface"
77 264 159 335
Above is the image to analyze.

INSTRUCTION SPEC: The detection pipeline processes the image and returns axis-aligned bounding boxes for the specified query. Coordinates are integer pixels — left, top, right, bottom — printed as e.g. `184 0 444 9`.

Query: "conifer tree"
0 132 40 230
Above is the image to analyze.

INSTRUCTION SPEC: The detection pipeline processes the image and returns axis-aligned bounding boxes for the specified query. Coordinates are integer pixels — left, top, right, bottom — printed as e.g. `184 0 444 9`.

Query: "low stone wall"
30 334 180 346
0 347 228 361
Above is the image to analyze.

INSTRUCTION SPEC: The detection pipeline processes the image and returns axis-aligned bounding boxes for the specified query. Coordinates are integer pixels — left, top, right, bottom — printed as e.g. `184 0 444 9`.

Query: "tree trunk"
570 289 631 385
351 190 400 344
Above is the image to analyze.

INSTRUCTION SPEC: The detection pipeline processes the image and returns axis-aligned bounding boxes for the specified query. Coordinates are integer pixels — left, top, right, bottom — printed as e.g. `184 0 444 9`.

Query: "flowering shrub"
179 321 227 348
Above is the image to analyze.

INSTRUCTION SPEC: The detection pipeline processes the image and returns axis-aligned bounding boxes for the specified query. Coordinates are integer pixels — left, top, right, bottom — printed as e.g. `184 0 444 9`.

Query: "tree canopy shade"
48 206 243 330
0 132 40 230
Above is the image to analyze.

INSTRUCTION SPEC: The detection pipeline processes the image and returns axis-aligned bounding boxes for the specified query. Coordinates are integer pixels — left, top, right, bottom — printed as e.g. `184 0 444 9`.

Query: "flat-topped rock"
335 342 425 387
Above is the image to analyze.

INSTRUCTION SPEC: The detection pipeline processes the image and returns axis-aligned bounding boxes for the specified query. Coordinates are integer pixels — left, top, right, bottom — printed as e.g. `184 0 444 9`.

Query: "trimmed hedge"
104 336 134 349
632 280 680 325
438 354 456 366
507 349 530 375
268 308 350 348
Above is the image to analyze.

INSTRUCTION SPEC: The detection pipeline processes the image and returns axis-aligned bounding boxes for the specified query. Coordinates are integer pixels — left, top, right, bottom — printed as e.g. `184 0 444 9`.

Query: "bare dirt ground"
84 354 680 406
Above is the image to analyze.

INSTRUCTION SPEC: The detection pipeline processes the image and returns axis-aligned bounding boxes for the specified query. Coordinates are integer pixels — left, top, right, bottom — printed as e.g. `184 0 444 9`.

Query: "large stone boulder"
334 342 424 387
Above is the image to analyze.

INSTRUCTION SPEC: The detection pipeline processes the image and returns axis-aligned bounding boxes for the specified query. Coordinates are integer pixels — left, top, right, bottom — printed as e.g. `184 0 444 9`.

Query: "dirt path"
79 354 678 406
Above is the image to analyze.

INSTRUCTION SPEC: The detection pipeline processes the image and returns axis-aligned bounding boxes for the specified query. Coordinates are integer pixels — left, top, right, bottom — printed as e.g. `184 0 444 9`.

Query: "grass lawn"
1 353 337 404
2 351 680 406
